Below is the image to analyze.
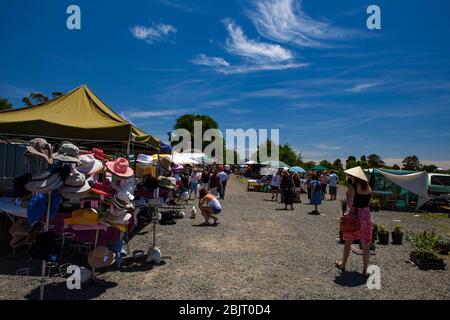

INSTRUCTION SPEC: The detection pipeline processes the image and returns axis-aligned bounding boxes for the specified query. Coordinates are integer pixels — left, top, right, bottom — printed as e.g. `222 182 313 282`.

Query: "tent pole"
39 191 52 300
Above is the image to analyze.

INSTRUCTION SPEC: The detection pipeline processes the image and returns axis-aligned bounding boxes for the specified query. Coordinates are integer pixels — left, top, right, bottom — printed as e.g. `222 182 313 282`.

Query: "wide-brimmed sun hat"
158 176 177 190
64 208 101 226
89 148 106 161
90 181 115 197
344 166 369 182
24 138 53 164
78 154 104 175
158 156 172 172
25 171 63 193
105 210 132 225
52 141 81 164
60 170 91 194
136 154 152 164
106 157 133 178
88 246 116 269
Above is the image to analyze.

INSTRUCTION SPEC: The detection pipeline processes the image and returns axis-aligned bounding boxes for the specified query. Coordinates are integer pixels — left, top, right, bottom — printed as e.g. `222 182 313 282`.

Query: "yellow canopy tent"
0 85 159 149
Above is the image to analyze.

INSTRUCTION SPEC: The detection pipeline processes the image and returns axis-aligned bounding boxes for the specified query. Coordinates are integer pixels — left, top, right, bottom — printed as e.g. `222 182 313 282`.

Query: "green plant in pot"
391 224 403 245
407 231 446 270
370 199 380 212
435 235 450 255
377 224 389 245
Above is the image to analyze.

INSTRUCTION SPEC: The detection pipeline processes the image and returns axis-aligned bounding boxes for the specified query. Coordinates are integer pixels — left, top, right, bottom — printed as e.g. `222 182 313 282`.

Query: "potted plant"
370 199 380 212
377 224 389 245
435 235 450 255
391 224 403 245
407 231 446 270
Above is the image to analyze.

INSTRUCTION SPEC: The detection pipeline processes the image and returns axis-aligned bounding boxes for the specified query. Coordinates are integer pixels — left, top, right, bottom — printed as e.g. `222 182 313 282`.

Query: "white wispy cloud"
317 144 342 151
191 54 230 67
127 109 189 118
346 83 378 93
191 19 307 74
130 22 177 44
241 0 357 48
228 108 251 114
224 19 294 63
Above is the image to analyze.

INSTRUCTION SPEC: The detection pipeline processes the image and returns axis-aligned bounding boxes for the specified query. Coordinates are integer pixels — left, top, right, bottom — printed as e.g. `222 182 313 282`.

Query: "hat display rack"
5 137 176 299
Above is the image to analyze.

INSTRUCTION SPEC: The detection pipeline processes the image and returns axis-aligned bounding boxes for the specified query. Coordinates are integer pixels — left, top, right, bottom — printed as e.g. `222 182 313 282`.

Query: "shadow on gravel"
24 279 118 300
334 272 368 287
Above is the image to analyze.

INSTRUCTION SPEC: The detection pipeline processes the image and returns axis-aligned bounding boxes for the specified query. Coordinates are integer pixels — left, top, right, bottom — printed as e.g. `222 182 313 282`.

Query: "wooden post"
39 191 52 300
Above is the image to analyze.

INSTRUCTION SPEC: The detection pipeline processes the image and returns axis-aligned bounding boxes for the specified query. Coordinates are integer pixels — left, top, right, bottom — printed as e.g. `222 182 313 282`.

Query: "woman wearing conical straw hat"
335 166 373 277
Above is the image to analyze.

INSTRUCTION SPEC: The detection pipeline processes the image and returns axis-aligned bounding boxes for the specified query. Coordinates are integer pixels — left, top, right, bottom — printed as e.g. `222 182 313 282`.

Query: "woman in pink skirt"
335 166 372 277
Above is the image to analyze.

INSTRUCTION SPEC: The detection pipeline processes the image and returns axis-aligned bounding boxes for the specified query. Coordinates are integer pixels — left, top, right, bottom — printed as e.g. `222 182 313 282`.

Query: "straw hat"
136 154 152 165
106 157 133 178
88 246 116 269
344 166 368 182
64 208 101 226
105 210 132 225
158 176 177 190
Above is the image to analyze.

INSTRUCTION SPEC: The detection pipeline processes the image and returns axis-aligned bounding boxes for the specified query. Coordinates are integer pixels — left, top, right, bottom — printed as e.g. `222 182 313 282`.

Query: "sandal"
212 221 220 226
335 260 346 271
200 222 211 226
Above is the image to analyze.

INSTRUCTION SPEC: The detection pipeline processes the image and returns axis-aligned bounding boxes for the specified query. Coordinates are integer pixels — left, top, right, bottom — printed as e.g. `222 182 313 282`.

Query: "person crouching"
198 188 221 226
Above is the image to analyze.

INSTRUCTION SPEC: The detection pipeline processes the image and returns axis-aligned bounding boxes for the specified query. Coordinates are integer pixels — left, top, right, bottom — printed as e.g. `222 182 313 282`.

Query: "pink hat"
106 157 134 178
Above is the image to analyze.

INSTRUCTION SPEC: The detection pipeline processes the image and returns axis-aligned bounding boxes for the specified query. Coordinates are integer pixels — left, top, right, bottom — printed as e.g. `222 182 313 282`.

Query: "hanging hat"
64 208 101 226
60 189 91 203
105 210 132 225
78 154 104 175
24 138 53 164
158 176 177 190
136 154 152 165
90 181 115 197
158 156 171 172
60 170 91 194
106 157 134 178
25 171 63 193
52 142 81 164
344 166 369 182
90 148 106 161
88 246 116 269
110 193 134 210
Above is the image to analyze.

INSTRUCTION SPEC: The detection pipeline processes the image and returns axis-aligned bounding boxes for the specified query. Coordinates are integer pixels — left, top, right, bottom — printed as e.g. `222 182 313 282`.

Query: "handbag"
340 207 361 233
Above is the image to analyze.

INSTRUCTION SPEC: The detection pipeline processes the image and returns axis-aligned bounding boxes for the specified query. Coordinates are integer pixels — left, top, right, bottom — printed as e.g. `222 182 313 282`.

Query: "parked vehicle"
428 173 450 204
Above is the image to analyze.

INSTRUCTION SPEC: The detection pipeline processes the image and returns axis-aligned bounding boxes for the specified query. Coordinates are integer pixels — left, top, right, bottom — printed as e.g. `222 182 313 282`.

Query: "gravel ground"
0 175 449 300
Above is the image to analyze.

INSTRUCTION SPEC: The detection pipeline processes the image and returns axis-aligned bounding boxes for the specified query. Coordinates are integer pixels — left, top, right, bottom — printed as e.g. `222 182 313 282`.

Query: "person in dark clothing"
143 174 159 198
280 170 295 210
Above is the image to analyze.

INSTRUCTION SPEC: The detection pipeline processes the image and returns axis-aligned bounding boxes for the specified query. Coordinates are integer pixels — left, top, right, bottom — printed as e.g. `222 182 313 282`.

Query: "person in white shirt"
217 169 229 200
270 168 283 202
327 170 339 200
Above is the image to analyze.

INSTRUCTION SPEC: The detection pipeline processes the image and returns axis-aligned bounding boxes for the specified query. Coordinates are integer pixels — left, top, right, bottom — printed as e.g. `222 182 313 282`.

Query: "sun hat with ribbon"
64 208 101 226
24 138 53 164
78 154 104 175
158 156 172 172
106 157 134 178
60 170 91 194
344 166 369 182
25 171 63 193
88 246 116 269
105 209 132 225
52 141 81 164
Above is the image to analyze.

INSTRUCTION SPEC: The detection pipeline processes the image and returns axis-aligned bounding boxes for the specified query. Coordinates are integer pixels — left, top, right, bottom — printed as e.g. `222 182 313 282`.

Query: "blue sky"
1 0 450 168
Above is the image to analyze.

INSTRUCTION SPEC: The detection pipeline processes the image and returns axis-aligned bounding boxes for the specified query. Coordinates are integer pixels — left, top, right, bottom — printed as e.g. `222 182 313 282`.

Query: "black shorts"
270 186 280 191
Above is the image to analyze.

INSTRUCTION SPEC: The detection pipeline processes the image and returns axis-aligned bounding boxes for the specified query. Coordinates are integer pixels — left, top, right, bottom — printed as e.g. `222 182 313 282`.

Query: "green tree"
392 164 400 170
346 156 358 169
0 97 13 110
358 155 369 169
22 92 49 107
280 144 302 166
332 158 344 171
402 155 421 171
319 160 332 169
422 164 437 173
303 161 317 171
171 114 219 149
367 154 385 168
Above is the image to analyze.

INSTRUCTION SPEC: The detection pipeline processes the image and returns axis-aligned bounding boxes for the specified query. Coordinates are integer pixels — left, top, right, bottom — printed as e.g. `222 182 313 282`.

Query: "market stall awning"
372 169 430 210
0 85 159 148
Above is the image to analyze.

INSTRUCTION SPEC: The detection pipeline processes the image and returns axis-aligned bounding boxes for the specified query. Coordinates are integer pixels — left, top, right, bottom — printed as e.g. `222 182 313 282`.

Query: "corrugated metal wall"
0 143 28 178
